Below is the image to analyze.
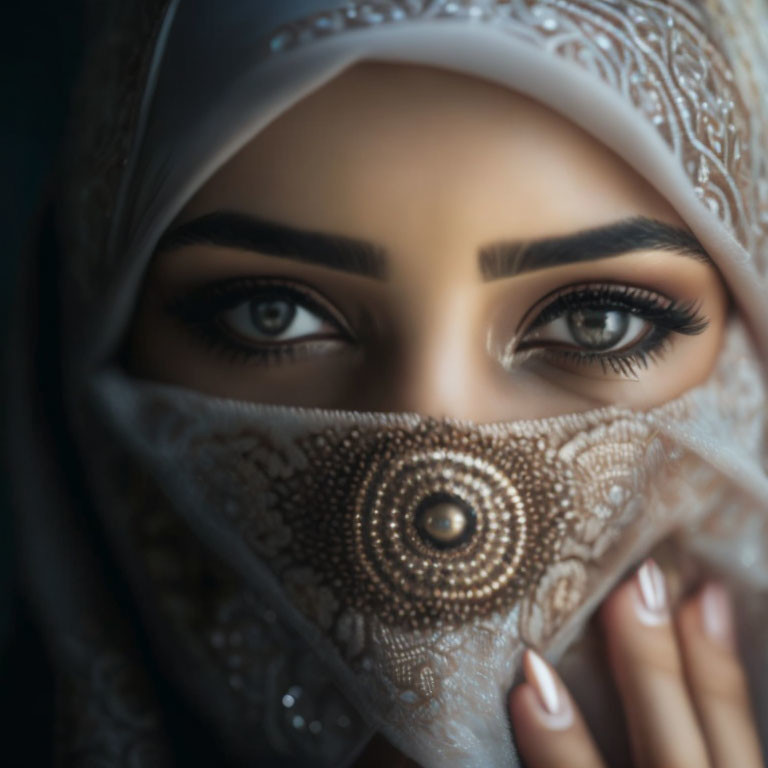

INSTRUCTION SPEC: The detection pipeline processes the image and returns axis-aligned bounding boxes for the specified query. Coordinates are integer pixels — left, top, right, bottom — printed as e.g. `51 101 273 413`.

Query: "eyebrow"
157 211 711 282
479 217 712 281
155 210 388 279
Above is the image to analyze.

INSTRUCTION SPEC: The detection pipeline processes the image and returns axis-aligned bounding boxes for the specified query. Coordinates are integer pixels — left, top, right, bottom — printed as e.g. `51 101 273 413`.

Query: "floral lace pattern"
54 630 172 768
195 420 577 630
89 322 766 766
128 484 370 767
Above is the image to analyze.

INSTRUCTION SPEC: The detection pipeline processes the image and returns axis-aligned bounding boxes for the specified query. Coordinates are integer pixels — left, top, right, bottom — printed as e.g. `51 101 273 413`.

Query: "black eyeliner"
169 276 349 332
524 283 708 337
167 277 353 363
518 282 710 378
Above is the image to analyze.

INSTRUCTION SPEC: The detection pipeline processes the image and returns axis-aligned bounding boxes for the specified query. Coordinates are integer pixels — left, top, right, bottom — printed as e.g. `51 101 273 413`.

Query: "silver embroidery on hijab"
266 0 768 260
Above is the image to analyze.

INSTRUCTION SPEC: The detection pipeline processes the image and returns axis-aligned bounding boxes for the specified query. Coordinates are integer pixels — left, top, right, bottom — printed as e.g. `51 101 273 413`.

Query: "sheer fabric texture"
12 1 768 766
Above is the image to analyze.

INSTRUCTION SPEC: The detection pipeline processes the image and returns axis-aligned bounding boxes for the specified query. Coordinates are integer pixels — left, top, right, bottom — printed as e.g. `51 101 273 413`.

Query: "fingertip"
509 683 549 764
597 578 624 626
677 581 737 653
508 680 541 727
675 583 762 767
698 582 737 651
597 567 642 630
676 585 703 634
509 656 606 768
601 559 672 634
509 681 578 765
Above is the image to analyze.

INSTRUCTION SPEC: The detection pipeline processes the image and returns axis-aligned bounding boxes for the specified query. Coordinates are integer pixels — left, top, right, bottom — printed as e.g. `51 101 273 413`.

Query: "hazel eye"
526 308 650 352
505 282 709 379
220 295 335 344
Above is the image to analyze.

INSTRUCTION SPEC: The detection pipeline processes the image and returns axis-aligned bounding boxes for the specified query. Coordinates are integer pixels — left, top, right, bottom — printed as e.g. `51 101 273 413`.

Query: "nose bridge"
377 195 492 419
393 281 482 419
381 274 582 422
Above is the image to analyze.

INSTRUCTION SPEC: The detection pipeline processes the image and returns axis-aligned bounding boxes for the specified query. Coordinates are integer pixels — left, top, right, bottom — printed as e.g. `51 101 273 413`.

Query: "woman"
9 1 768 766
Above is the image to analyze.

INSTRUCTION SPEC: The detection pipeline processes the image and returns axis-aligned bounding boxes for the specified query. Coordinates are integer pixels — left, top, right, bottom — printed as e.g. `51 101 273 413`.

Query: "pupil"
251 299 296 336
567 308 629 350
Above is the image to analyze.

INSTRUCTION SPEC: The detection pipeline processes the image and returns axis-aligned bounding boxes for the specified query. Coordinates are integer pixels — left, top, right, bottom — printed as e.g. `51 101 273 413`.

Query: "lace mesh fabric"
44 0 768 766
86 320 768 767
83 462 371 767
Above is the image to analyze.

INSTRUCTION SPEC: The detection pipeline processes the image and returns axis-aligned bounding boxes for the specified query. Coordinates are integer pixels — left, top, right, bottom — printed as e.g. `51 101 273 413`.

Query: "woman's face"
128 63 728 421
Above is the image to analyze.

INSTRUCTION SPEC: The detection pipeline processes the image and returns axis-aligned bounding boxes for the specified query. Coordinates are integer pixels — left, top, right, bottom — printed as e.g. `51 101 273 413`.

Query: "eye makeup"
167 276 353 364
166 273 711 382
512 282 710 378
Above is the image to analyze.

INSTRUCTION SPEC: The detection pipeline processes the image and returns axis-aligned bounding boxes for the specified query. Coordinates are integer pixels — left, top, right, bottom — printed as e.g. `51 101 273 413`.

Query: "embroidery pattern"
88 321 765 763
266 0 768 261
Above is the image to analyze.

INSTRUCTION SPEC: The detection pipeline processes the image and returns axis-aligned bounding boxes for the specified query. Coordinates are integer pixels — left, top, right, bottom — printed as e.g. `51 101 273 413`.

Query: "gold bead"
416 496 474 548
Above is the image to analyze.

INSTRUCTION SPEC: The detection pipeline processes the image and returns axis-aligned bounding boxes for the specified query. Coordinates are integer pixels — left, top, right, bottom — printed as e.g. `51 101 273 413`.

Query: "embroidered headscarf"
13 2 768 766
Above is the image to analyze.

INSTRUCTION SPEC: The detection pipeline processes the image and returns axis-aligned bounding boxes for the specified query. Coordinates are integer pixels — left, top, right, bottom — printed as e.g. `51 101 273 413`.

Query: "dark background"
2 0 84 678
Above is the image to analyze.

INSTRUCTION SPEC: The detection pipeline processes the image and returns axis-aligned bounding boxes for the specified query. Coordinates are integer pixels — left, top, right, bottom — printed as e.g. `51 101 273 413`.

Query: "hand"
509 559 765 768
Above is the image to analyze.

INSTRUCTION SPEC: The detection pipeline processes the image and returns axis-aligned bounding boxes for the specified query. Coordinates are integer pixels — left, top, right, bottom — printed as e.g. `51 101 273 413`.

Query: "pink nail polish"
523 649 573 730
700 583 736 650
634 559 668 626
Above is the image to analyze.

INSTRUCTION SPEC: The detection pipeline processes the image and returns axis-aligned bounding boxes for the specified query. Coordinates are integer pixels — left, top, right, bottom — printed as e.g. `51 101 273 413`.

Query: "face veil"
12 2 768 767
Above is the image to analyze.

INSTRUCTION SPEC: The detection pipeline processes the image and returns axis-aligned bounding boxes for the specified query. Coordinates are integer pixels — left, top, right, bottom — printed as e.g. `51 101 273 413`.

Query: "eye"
514 283 709 377
221 295 333 344
523 306 649 353
169 278 351 361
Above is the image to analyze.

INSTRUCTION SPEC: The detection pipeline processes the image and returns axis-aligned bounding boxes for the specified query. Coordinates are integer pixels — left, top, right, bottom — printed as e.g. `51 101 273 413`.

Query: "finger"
599 559 710 768
508 649 607 768
676 582 764 768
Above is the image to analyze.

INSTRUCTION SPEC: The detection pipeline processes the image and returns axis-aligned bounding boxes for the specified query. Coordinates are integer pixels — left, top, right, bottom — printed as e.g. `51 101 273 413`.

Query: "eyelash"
169 278 709 376
168 277 350 364
516 282 709 377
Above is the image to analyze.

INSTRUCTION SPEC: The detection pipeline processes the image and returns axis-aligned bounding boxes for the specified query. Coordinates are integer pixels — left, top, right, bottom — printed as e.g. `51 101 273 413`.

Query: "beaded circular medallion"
266 420 577 628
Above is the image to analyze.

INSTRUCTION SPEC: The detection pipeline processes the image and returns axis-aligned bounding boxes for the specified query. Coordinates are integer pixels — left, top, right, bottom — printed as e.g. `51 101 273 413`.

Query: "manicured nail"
523 649 572 729
634 559 668 626
700 582 735 650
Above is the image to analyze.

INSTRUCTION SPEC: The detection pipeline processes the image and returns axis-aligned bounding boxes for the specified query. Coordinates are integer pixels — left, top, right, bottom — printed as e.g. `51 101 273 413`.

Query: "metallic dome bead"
415 493 475 549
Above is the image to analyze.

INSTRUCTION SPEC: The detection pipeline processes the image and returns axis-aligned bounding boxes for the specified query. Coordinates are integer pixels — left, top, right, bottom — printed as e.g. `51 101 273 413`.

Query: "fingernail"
634 558 668 626
523 649 572 729
700 582 735 650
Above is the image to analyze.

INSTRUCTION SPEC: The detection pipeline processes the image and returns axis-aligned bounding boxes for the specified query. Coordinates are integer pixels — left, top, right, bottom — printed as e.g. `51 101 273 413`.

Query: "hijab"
11 2 768 766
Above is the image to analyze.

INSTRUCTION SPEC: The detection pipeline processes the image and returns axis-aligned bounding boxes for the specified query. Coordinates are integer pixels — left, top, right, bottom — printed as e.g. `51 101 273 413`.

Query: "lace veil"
11 2 768 766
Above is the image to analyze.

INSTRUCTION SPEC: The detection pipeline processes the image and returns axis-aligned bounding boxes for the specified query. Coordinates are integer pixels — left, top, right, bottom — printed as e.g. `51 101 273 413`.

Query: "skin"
125 63 762 765
508 566 764 768
128 62 729 421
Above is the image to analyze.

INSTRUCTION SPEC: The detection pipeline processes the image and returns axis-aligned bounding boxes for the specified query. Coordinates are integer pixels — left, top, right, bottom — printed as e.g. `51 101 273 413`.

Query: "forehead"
180 62 683 243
